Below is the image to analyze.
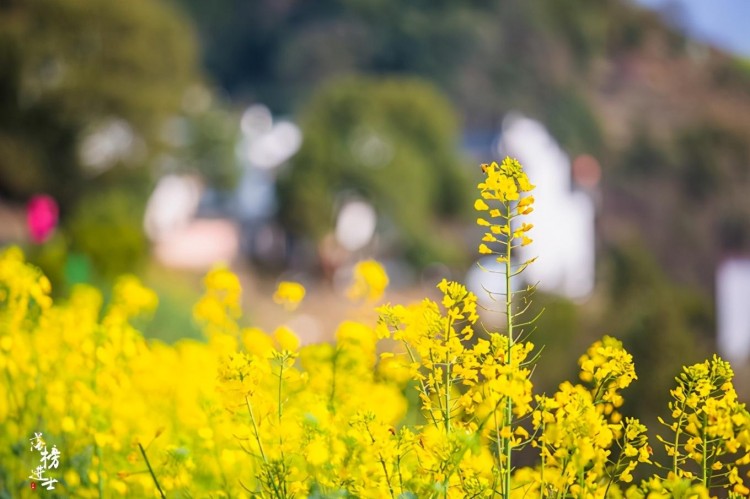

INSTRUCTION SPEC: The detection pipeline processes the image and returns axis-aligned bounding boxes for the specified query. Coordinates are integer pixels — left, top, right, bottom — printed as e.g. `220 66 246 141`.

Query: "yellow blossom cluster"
1 158 749 498
273 281 306 311
476 157 535 262
0 250 407 497
579 335 638 423
654 355 750 496
347 259 390 302
193 267 242 338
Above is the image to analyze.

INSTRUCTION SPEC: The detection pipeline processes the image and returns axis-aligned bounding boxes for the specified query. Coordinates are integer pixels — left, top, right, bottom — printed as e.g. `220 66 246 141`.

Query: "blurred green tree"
0 0 199 207
154 90 241 195
0 0 220 281
66 188 147 280
277 76 471 267
174 0 615 154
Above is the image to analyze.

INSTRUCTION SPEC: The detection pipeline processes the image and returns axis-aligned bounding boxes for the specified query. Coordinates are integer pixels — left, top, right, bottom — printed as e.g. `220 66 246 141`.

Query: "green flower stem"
138 442 165 499
245 395 268 463
701 412 709 488
605 438 626 498
96 442 105 499
404 343 440 428
671 384 691 477
539 413 546 499
277 357 285 424
365 422 396 499
443 316 453 498
246 394 283 498
503 204 514 499
428 348 446 422
277 356 288 497
444 315 454 435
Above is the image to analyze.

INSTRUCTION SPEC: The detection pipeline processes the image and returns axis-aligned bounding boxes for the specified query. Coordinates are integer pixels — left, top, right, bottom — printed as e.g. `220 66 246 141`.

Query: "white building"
716 257 750 364
497 113 596 301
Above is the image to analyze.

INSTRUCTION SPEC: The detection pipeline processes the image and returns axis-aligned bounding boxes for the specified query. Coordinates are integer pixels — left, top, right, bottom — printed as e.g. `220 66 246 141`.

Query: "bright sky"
635 0 750 58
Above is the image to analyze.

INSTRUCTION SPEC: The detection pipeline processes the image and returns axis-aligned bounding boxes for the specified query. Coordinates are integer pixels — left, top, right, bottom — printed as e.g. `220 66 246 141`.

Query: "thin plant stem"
503 204 514 499
404 343 441 428
444 316 454 435
138 442 165 499
245 395 267 463
96 442 104 499
701 412 709 488
443 315 453 498
246 395 283 498
365 422 396 499
671 383 691 477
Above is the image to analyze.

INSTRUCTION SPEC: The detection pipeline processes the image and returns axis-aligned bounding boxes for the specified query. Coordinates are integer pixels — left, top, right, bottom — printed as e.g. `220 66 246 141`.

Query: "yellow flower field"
1 158 749 498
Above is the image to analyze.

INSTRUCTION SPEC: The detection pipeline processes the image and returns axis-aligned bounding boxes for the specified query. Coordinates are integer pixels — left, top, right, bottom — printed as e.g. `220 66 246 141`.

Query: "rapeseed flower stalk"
475 157 537 497
654 355 750 496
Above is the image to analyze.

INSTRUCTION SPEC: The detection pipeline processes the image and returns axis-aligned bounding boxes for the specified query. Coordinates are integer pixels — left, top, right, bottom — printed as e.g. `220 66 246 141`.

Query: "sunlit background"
1 0 750 426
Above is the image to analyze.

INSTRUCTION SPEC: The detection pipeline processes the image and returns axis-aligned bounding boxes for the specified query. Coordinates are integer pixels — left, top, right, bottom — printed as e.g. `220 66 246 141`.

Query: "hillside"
175 0 750 292
591 32 750 289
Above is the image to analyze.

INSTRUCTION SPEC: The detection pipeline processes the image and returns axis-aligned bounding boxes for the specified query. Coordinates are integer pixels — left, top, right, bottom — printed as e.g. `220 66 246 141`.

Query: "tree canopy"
0 0 199 208
277 76 471 266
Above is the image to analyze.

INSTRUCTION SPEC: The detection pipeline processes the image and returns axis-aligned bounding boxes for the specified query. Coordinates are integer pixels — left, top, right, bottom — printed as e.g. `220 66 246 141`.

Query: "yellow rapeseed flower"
347 259 389 303
274 325 300 352
273 281 306 311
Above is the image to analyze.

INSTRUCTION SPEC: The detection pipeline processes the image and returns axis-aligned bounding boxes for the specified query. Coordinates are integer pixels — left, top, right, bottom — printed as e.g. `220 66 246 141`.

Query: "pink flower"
27 195 58 244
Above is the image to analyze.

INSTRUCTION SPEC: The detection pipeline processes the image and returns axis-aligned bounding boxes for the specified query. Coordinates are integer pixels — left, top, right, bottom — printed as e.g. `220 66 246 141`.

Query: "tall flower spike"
475 157 535 262
474 158 537 498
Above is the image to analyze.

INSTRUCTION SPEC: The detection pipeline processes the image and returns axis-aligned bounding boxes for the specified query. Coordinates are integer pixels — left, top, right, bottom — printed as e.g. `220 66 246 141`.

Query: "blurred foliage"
598 240 713 423
713 55 750 89
618 125 669 177
611 120 750 287
174 0 750 291
536 0 674 64
277 76 471 267
161 99 241 191
66 189 148 281
536 0 612 65
0 0 245 283
674 124 748 201
22 188 148 291
174 0 486 110
0 0 200 207
24 233 70 293
543 85 604 156
521 293 580 396
173 0 609 155
138 267 204 344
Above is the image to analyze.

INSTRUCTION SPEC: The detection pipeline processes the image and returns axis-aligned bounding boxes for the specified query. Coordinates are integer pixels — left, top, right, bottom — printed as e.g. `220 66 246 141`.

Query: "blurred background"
1 0 750 427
